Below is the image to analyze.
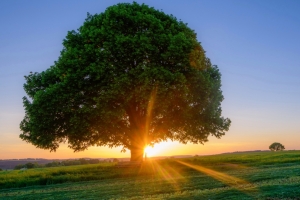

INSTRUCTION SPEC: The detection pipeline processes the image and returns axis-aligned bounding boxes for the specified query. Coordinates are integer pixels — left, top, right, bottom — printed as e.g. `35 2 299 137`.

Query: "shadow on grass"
167 188 255 200
258 184 300 199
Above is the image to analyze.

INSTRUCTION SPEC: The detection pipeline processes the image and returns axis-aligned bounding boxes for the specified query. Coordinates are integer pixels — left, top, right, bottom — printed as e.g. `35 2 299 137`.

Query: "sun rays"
176 160 258 195
135 159 258 196
137 159 185 192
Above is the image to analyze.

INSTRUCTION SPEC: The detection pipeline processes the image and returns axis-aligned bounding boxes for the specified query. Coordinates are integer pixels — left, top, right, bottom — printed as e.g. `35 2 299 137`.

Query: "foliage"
269 142 285 151
20 2 230 161
58 159 100 166
0 168 2 171
1 151 300 199
45 161 61 168
14 159 100 170
14 162 40 170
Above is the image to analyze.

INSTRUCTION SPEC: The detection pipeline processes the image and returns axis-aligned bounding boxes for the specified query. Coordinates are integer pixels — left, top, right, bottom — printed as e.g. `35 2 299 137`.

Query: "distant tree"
14 164 25 170
24 162 36 169
79 158 89 165
269 142 285 151
89 159 100 164
45 161 61 167
20 2 231 162
113 158 119 163
0 168 2 171
62 160 81 166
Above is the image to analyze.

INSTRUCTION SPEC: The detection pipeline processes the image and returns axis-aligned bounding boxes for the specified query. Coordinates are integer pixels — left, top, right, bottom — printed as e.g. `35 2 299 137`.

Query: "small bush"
269 142 285 151
14 164 25 170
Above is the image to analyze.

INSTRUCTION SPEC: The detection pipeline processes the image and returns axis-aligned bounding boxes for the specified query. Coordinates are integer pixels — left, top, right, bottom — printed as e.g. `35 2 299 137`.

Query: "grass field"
1 151 300 199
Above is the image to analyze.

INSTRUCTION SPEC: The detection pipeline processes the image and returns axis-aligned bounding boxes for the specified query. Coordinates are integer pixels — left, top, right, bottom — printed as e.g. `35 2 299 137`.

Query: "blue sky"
0 0 299 159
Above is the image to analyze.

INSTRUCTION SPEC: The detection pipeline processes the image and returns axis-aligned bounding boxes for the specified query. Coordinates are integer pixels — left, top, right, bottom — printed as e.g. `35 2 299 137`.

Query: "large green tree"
20 2 231 162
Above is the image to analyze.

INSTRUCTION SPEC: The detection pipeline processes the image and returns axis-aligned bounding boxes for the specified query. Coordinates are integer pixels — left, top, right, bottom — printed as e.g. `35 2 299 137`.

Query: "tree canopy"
20 2 231 161
269 142 285 151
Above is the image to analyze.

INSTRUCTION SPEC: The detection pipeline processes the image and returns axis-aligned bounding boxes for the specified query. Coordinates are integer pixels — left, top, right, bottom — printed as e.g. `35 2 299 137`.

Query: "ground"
1 151 300 199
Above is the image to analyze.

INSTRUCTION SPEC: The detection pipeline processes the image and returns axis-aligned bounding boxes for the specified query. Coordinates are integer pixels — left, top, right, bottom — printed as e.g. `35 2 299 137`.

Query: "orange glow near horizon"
0 137 275 160
2 131 294 160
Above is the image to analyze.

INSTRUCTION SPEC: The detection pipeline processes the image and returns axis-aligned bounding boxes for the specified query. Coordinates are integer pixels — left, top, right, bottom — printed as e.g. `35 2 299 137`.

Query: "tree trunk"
130 146 144 162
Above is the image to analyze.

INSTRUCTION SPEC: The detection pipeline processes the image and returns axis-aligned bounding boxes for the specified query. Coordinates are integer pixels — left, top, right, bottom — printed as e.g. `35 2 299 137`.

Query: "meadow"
1 151 300 199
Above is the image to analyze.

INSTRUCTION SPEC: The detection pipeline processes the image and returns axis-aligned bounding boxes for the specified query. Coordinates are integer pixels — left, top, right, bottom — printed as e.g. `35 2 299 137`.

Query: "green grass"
1 151 300 199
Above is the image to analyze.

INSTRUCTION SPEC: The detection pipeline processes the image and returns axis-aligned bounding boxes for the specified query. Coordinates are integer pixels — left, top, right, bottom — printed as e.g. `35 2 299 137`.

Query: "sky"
0 0 299 159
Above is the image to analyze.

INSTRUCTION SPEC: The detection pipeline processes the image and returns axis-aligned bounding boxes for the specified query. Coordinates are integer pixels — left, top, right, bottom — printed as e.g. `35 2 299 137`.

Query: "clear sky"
0 0 299 159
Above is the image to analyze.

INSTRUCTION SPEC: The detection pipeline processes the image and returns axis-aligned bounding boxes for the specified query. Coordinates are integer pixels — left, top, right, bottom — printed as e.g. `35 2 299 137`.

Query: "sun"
144 141 177 157
144 146 155 157
144 143 169 157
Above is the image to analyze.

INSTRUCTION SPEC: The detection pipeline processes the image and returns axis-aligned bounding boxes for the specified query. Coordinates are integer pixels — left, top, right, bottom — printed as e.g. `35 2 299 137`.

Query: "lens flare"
176 160 258 194
144 87 157 146
138 160 185 192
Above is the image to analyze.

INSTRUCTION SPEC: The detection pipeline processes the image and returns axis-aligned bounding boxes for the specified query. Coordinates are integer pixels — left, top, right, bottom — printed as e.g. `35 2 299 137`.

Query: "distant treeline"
14 158 102 170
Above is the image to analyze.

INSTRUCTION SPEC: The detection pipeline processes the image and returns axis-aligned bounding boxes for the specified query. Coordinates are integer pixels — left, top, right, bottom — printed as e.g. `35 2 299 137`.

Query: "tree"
20 2 231 162
269 142 285 151
24 162 38 169
13 162 39 170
